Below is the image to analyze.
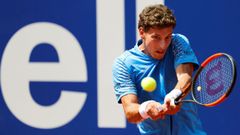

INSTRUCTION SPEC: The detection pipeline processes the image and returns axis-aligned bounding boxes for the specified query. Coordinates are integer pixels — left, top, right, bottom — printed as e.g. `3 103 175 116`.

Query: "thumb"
165 98 171 108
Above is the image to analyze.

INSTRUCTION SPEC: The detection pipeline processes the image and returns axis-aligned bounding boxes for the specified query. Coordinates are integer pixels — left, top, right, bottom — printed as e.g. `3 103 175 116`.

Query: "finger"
148 108 159 116
159 116 163 119
159 114 165 120
165 99 171 108
157 105 163 112
177 101 183 106
149 114 159 120
170 99 176 107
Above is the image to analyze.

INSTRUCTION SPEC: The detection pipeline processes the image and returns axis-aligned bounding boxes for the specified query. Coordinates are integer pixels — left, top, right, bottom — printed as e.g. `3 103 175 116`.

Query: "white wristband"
171 89 182 99
164 89 182 104
139 100 155 119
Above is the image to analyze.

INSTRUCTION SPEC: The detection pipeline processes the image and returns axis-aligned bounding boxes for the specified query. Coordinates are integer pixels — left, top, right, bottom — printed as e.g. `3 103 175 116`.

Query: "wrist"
139 100 155 119
171 89 182 99
165 89 182 102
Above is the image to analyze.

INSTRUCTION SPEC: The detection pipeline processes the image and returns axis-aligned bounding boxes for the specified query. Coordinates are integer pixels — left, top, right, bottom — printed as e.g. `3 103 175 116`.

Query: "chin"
153 56 163 60
153 54 165 60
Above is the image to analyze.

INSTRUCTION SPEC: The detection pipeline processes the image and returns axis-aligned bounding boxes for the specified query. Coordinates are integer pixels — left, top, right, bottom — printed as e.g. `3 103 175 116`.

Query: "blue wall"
166 1 240 135
0 0 239 135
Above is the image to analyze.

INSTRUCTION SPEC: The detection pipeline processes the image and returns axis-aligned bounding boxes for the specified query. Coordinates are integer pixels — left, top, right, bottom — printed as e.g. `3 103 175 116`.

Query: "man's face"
139 26 173 60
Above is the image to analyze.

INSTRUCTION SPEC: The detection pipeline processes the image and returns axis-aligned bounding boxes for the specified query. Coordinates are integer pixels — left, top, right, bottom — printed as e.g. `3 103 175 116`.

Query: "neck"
139 43 145 52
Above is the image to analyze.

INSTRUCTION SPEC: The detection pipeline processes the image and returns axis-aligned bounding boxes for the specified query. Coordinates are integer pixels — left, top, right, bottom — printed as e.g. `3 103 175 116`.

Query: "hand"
164 89 182 105
163 98 181 115
144 101 166 120
163 89 182 115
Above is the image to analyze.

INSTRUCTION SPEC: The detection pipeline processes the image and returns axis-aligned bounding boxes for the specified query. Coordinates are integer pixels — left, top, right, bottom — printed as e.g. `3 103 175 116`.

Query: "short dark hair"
138 4 176 32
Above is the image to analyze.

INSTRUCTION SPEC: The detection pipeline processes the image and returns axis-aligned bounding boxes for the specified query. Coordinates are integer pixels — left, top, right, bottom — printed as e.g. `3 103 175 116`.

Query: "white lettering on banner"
1 22 87 129
96 0 126 128
1 0 165 129
97 0 165 128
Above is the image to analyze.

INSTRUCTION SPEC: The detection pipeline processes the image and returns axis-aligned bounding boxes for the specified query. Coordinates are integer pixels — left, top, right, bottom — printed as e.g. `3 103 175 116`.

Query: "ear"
138 27 145 39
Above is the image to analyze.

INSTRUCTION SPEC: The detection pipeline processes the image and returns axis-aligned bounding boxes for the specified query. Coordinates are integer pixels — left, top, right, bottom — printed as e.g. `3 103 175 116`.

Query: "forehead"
147 27 173 36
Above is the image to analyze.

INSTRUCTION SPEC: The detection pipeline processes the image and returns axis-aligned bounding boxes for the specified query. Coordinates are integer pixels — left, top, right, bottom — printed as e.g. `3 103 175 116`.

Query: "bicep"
112 59 137 103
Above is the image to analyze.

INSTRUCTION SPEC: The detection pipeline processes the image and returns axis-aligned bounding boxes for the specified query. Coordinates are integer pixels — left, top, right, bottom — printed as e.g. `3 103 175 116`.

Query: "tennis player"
112 4 207 135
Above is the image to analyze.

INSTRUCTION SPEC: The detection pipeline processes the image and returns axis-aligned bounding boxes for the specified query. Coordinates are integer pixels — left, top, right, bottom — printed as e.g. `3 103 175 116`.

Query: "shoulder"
113 50 132 65
172 33 190 45
171 33 192 52
112 50 134 72
170 34 199 69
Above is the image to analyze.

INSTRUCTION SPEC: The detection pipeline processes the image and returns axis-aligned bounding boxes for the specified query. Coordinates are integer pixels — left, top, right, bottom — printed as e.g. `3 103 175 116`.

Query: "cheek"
167 38 172 44
165 40 171 48
144 38 152 46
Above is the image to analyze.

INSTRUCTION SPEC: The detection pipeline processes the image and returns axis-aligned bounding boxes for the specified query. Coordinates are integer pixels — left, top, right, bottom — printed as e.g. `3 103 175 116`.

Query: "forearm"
163 63 193 112
175 63 193 93
121 94 143 123
122 94 166 122
123 103 143 123
175 73 192 93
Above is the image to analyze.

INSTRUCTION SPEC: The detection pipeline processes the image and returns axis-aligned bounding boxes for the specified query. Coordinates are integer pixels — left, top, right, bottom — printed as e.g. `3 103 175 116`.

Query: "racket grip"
174 93 183 105
174 100 180 105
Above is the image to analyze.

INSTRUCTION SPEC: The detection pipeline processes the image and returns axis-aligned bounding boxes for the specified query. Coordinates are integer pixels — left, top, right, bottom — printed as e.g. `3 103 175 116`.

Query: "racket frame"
176 53 237 107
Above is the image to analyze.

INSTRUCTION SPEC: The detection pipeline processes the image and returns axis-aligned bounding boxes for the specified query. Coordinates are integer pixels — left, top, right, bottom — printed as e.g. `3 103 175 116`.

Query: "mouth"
156 50 164 54
151 50 165 59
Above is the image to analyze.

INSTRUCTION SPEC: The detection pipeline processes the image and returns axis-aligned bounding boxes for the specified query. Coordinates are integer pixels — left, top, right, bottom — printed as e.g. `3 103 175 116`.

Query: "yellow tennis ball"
141 77 156 92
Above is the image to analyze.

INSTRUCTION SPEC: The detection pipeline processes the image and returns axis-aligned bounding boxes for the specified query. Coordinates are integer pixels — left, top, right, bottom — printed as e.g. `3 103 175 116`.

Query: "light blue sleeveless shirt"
112 34 207 135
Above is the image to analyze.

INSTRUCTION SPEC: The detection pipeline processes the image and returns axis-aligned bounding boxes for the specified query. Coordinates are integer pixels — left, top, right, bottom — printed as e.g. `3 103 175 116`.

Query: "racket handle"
174 94 182 105
174 100 180 105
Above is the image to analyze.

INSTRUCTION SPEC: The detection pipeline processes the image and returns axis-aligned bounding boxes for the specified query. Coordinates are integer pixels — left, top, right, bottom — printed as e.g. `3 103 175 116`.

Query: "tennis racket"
174 53 237 107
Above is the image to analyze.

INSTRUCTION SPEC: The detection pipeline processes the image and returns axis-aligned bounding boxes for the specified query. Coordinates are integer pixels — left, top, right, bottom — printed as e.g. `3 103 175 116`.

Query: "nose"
159 40 168 50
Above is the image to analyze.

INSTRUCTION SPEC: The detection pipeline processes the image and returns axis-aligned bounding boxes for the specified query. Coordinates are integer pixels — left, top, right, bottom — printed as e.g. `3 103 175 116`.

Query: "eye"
152 35 160 40
165 36 172 40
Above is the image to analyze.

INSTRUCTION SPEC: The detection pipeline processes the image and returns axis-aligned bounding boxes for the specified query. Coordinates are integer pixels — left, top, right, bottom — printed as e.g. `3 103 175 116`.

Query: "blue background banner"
0 0 239 135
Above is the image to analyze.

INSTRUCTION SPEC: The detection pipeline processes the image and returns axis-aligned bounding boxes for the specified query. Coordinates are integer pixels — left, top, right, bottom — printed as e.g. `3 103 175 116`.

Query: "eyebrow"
153 33 172 37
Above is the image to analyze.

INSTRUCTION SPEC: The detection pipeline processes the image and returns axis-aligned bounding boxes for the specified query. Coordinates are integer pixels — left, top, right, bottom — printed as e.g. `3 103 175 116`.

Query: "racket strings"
193 56 234 105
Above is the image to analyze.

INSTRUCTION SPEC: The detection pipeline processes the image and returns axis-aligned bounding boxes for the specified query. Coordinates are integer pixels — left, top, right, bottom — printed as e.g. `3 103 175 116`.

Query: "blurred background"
0 0 239 134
